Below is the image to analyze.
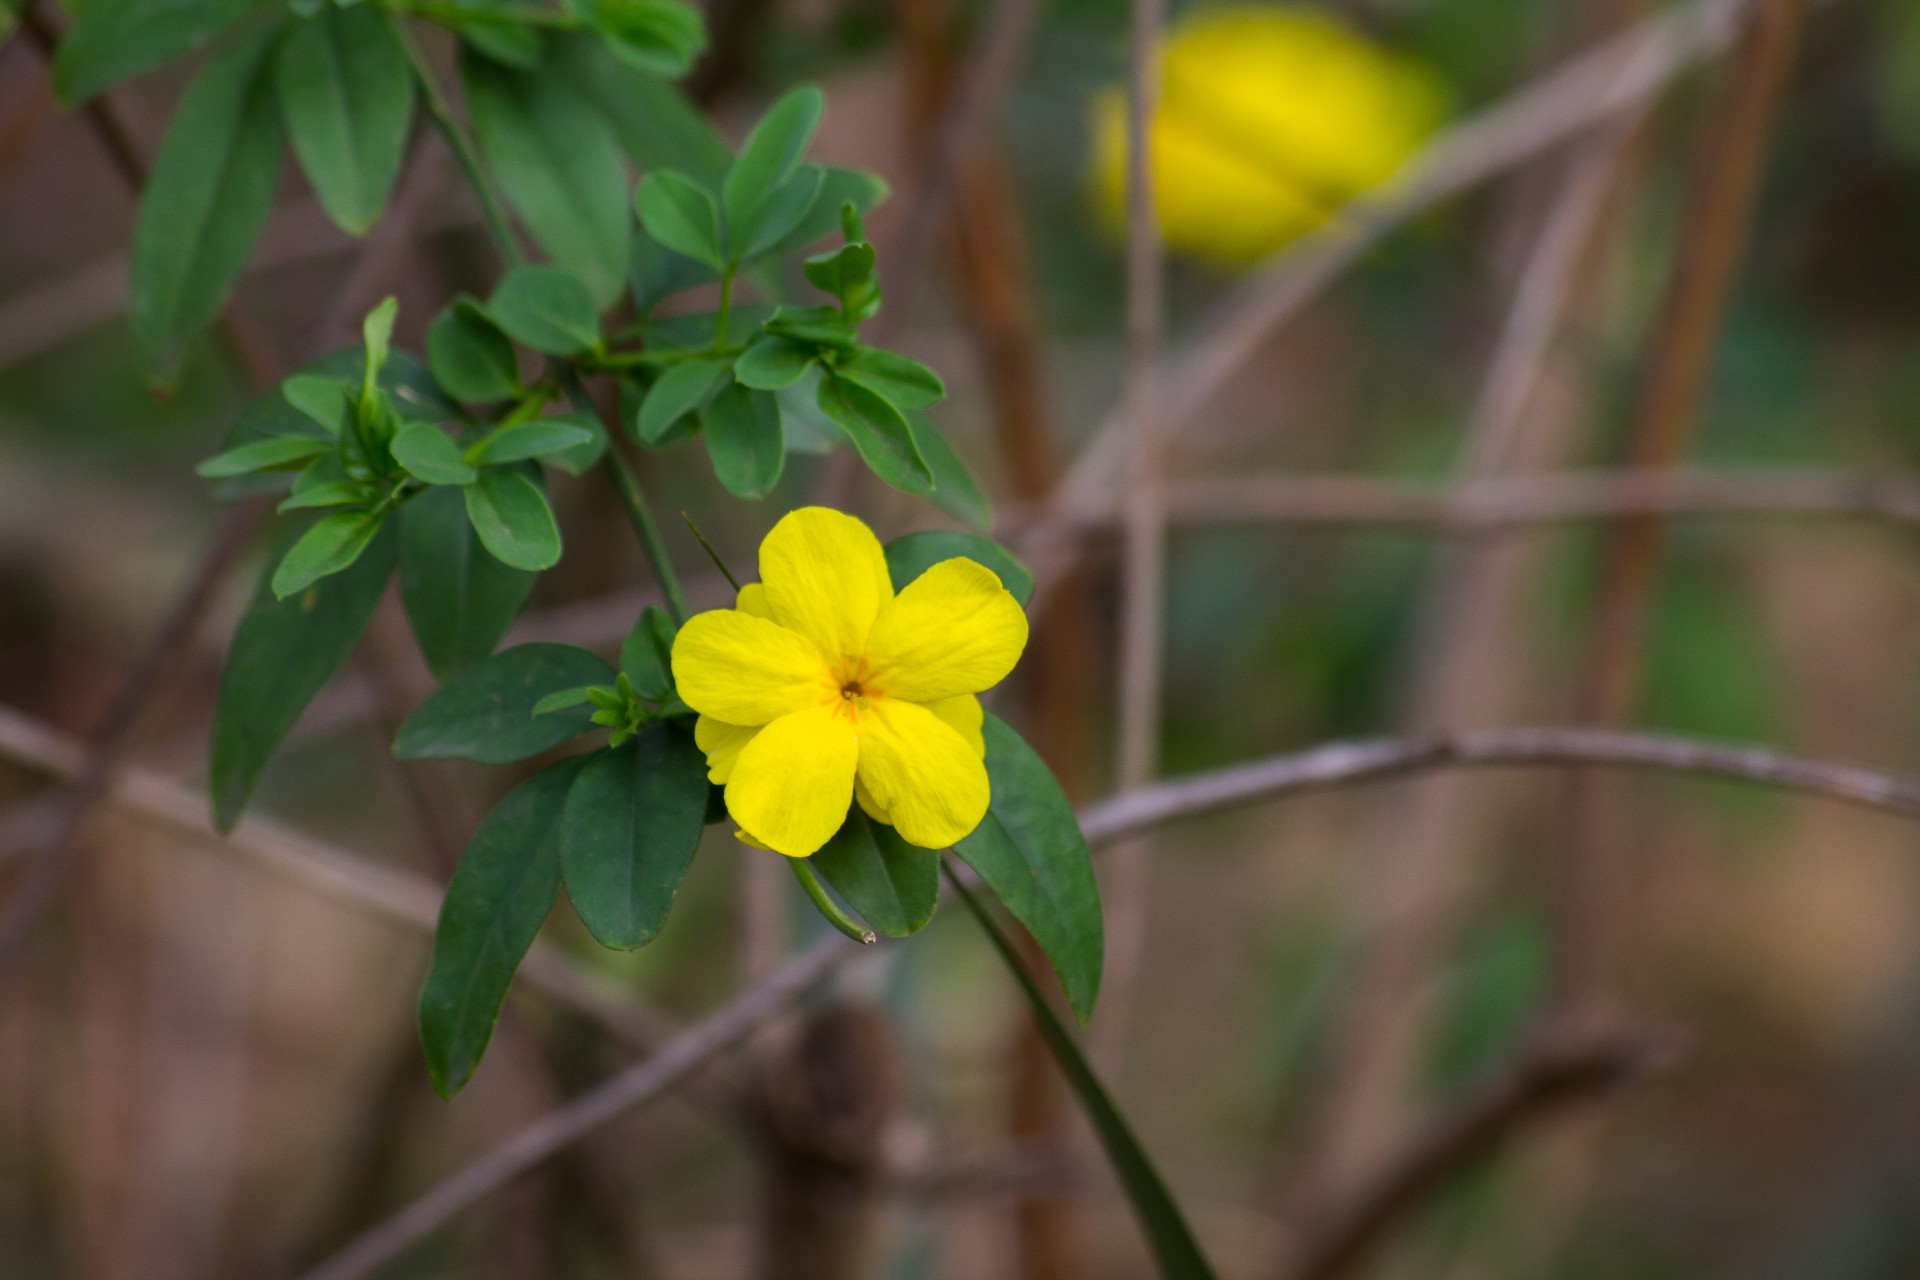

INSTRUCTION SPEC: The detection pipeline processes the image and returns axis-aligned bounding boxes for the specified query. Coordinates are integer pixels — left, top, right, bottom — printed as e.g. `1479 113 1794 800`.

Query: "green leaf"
54 0 264 103
394 642 614 762
361 295 399 385
758 166 888 258
885 531 1033 606
721 85 823 254
907 409 992 530
953 714 1102 1022
271 510 385 599
546 33 729 183
948 870 1217 1280
419 756 585 1098
399 485 537 679
464 469 562 570
197 434 331 479
634 170 724 271
583 0 705 77
486 265 602 356
803 240 879 322
532 686 597 716
813 810 937 937
278 480 374 512
275 4 413 235
635 357 727 444
816 373 931 493
619 605 677 700
546 412 611 475
462 50 631 305
734 336 817 390
393 422 479 485
458 17 543 69
739 166 823 262
764 304 855 349
837 346 944 409
283 373 352 435
630 230 721 312
560 723 710 948
130 31 284 388
474 418 597 466
211 519 396 830
428 297 522 403
702 378 785 498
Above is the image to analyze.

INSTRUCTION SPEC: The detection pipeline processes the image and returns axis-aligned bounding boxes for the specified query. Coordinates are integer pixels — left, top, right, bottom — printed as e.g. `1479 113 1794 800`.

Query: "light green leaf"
486 265 602 356
737 164 822 262
804 238 880 323
278 480 373 511
532 686 597 716
271 510 385 599
816 373 931 494
702 378 784 498
545 412 610 475
392 422 479 485
583 0 705 77
953 714 1103 1023
885 531 1032 606
813 810 937 937
394 642 614 762
462 50 631 305
54 0 264 103
211 518 395 830
635 357 726 444
634 170 724 270
758 167 888 258
282 373 352 435
130 31 284 388
720 85 822 251
909 409 992 530
197 434 331 478
427 297 522 403
837 346 944 409
734 336 816 390
399 485 536 678
464 469 562 570
419 756 585 1098
559 723 710 948
474 418 597 466
948 870 1217 1280
275 4 414 235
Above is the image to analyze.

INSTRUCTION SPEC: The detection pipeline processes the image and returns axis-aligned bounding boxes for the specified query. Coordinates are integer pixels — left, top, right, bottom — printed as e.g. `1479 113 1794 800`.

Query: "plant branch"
1279 1024 1684 1280
602 436 691 625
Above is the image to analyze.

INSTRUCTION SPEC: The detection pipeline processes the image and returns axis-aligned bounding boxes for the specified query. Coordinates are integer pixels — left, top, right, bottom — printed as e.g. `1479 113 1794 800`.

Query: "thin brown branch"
1280 1025 1684 1280
297 935 852 1280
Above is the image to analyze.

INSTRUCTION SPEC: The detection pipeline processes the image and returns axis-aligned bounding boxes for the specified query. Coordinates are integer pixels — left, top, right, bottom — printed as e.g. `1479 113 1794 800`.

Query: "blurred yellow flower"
1091 6 1445 264
671 507 1028 857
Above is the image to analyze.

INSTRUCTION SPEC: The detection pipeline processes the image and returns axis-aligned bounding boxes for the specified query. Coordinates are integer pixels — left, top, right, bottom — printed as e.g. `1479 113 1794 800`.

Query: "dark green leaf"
702 379 784 498
758 166 888 258
475 418 597 466
462 51 631 305
545 33 728 183
907 409 992 529
278 480 373 511
419 757 585 1097
271 510 385 598
393 422 479 485
816 373 931 493
54 0 264 103
394 642 614 762
953 714 1102 1022
560 723 710 948
211 519 395 830
885 531 1033 606
635 357 726 444
720 85 822 251
546 412 610 474
583 0 705 77
814 810 937 937
428 297 522 403
459 18 543 68
275 4 413 235
734 336 816 390
630 230 721 312
948 871 1216 1280
764 304 855 349
130 31 283 388
837 346 944 409
619 606 676 700
464 469 562 570
736 164 822 262
399 485 537 678
487 265 602 356
197 435 331 478
635 170 724 271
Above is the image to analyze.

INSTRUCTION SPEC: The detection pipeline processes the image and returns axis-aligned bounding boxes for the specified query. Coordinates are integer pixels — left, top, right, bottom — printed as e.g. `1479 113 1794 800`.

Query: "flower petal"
672 609 831 725
854 698 990 849
864 558 1029 702
726 704 858 856
925 694 985 756
736 582 774 619
854 773 892 825
758 507 893 662
695 715 760 783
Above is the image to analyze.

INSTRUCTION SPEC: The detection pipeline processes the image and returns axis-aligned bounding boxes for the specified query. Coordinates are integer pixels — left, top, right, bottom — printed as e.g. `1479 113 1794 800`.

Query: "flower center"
840 679 864 701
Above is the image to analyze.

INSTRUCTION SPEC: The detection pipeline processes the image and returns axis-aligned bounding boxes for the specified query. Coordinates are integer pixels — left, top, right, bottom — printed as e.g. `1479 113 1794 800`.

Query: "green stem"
605 448 691 624
586 343 746 371
389 14 523 270
790 859 876 945
462 384 556 463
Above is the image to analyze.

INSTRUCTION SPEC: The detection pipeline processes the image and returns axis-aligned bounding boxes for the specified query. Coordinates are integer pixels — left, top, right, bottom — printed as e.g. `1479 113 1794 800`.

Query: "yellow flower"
670 507 1029 857
1090 7 1445 264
